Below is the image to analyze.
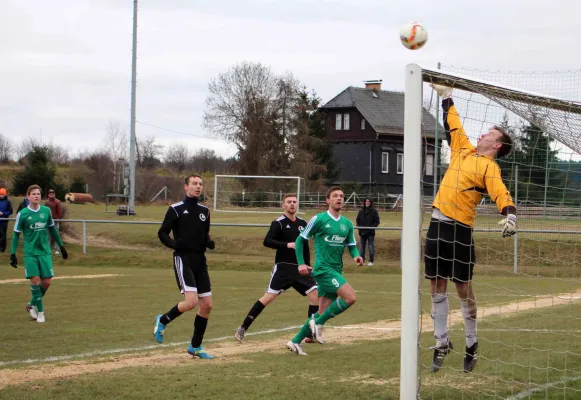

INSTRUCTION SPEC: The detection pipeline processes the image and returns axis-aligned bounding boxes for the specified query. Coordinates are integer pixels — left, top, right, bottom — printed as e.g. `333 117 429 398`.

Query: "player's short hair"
492 125 513 159
185 174 203 185
326 186 343 199
27 184 41 196
282 193 297 201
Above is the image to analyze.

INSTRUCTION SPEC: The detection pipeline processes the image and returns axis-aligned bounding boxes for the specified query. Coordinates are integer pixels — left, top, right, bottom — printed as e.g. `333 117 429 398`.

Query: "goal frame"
400 63 581 399
213 175 302 214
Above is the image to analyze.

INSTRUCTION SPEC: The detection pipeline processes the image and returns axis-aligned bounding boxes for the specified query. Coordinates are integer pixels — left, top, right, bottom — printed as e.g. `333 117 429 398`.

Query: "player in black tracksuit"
234 194 318 342
153 174 216 359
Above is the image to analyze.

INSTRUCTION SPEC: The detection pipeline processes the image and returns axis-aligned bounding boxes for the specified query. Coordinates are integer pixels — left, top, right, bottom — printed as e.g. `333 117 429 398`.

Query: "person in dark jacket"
17 197 29 214
0 188 13 252
356 198 380 266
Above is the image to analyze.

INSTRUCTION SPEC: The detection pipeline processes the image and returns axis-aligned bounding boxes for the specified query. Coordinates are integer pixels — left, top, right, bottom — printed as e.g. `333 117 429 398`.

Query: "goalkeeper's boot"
286 341 308 356
309 318 324 344
188 345 214 359
431 340 453 373
153 314 166 343
235 326 245 342
463 342 478 373
26 304 38 320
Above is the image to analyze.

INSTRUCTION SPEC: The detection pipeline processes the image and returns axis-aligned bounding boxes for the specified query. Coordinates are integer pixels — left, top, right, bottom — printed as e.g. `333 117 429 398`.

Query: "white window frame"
425 154 434 176
397 153 404 175
361 118 366 130
343 113 350 130
381 152 389 174
335 114 342 130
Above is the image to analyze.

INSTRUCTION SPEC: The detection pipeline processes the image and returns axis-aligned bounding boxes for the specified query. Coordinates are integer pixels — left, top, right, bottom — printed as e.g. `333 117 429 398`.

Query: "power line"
135 120 229 142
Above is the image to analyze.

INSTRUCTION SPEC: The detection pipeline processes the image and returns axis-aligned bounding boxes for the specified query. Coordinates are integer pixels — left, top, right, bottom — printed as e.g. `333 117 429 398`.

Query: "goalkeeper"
426 85 517 373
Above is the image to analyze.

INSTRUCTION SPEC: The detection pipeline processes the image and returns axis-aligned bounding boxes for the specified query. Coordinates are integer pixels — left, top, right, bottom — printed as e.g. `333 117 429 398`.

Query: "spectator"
356 198 380 266
0 188 13 252
45 189 64 255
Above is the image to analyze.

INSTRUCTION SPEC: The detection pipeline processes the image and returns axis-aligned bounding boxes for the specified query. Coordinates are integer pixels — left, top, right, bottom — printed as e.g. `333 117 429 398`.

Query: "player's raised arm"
158 206 179 249
432 85 473 153
263 221 287 249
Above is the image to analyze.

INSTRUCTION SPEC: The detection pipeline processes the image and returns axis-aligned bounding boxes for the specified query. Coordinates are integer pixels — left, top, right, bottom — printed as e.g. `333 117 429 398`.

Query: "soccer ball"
400 22 428 50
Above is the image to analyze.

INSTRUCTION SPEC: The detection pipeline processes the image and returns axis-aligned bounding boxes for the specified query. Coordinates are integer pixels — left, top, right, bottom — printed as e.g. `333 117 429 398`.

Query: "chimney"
364 79 382 91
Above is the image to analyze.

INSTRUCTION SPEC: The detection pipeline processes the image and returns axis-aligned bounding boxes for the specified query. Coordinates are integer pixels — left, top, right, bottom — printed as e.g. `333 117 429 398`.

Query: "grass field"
2 204 581 399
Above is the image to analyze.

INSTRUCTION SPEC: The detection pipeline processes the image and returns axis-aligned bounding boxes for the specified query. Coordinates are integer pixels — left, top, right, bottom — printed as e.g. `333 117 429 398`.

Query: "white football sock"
432 293 449 347
461 299 477 347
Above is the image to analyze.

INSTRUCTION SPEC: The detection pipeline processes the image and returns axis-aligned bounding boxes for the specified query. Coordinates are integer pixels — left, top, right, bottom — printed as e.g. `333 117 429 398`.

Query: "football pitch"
2 264 581 399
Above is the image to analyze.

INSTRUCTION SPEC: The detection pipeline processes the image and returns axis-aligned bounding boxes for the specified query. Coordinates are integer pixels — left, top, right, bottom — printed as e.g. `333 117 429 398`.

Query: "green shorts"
314 270 347 301
24 255 54 279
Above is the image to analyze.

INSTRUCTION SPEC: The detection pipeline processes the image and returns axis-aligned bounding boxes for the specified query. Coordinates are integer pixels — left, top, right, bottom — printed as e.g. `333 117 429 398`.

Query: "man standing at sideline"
235 194 318 342
356 198 380 266
154 175 216 359
0 188 13 253
45 189 64 255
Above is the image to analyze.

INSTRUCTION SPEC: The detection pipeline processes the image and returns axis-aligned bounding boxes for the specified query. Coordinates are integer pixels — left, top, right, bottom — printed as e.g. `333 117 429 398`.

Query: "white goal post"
213 175 302 213
401 64 581 399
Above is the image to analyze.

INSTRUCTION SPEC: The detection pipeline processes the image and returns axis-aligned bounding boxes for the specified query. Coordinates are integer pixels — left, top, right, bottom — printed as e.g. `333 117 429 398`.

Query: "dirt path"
1 290 580 389
0 274 122 284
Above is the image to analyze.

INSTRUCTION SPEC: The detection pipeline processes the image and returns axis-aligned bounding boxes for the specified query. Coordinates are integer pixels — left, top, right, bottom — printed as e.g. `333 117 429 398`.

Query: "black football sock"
160 304 182 325
308 304 318 318
191 315 209 348
241 300 266 330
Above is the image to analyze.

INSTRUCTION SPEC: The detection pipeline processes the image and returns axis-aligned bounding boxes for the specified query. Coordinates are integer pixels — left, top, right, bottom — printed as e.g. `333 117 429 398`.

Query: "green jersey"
296 210 359 275
12 205 62 256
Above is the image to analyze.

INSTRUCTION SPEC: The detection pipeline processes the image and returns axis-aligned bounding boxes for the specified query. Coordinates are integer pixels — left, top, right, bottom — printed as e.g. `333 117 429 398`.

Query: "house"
321 80 443 194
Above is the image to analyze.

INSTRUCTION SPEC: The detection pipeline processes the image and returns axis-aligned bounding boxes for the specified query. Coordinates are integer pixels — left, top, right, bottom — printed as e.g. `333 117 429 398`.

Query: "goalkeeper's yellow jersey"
433 99 515 227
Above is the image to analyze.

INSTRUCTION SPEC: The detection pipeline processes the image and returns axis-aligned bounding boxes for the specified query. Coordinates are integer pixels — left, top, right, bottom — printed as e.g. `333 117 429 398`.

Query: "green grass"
2 265 581 399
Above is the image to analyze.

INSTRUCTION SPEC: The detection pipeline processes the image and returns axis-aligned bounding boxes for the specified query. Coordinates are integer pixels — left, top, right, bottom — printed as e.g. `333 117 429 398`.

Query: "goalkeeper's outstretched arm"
432 85 473 153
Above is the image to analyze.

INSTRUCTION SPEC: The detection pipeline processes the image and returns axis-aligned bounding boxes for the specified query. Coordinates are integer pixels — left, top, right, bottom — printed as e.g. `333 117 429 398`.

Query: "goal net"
213 175 303 213
401 64 581 399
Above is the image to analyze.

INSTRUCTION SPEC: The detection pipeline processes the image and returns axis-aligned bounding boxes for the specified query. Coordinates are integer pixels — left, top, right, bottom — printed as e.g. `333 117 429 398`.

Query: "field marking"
0 274 122 284
1 289 581 390
506 376 581 399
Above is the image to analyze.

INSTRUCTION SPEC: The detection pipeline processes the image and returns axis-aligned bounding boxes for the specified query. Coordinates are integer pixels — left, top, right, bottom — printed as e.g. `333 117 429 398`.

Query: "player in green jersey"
286 186 364 355
10 185 68 323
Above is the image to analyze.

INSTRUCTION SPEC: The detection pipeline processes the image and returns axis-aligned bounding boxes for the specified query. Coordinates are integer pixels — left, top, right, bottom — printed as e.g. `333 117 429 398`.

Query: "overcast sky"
1 0 580 159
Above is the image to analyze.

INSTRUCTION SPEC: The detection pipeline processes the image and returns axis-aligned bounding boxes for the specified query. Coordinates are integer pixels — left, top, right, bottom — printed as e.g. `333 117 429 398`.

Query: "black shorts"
424 218 475 283
173 253 212 297
267 263 317 296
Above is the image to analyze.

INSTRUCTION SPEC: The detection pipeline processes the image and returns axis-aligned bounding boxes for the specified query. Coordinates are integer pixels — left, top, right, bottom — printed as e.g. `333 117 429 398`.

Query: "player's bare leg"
430 277 453 372
455 280 478 372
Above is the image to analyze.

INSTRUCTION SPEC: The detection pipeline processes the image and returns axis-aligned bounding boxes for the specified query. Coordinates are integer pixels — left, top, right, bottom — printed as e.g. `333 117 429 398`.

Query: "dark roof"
321 87 441 138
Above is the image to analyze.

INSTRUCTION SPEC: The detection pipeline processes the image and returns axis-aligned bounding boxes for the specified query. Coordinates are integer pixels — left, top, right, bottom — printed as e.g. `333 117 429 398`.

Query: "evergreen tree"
12 147 67 199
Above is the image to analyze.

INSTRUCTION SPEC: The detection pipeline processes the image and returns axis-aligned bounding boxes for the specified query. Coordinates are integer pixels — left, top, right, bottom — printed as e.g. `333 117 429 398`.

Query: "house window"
335 114 342 130
381 152 389 174
343 113 350 130
361 119 366 130
397 153 404 174
425 154 434 176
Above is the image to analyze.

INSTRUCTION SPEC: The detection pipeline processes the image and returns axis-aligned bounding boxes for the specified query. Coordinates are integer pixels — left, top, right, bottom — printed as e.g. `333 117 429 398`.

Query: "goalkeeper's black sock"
160 304 182 325
241 300 266 330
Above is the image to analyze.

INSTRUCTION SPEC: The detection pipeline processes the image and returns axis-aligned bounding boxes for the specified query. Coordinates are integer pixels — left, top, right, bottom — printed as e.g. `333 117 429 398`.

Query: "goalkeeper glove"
9 253 17 268
498 214 517 237
430 84 453 99
59 246 68 260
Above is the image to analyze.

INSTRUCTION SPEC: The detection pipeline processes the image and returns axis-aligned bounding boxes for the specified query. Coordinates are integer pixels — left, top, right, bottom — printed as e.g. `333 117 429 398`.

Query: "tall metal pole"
433 62 441 199
514 165 518 274
128 0 138 213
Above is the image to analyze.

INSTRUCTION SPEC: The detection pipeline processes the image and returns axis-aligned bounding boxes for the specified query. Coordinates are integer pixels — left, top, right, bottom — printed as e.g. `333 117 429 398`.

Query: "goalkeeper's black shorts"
424 218 475 283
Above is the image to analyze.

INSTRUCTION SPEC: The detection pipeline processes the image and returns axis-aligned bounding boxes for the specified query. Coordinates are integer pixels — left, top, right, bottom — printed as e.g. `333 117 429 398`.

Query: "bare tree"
0 134 13 163
136 136 163 169
16 137 42 162
45 142 70 165
102 120 129 192
165 142 190 175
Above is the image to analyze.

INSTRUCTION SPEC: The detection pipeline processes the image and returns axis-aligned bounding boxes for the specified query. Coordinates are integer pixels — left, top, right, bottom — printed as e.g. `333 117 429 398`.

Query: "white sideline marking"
0 325 301 367
0 274 122 284
506 376 581 399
